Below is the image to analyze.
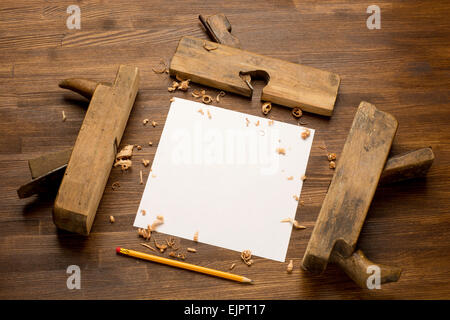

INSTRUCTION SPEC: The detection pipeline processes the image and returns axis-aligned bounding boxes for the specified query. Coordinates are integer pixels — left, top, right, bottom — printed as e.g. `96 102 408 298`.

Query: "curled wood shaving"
109 215 115 223
136 145 142 150
203 41 219 51
150 216 164 231
148 141 153 146
178 79 190 91
229 263 236 270
281 218 292 223
193 231 199 242
329 161 336 169
140 170 143 184
301 175 307 181
261 102 272 115
170 97 175 102
216 91 225 102
116 144 134 160
198 108 204 115
187 248 197 253
154 239 168 253
143 119 149 125
241 250 253 266
111 181 120 190
168 86 176 92
114 159 132 171
293 195 299 201
202 95 213 104
138 228 151 240
287 260 294 273
156 215 164 221
166 237 176 248
141 209 146 216
301 129 311 140
152 120 157 127
276 148 286 155
192 89 203 98
142 159 150 167
169 251 186 260
255 120 260 126
62 110 66 122
268 120 274 126
299 200 305 206
327 153 337 161
292 108 302 118
140 243 157 252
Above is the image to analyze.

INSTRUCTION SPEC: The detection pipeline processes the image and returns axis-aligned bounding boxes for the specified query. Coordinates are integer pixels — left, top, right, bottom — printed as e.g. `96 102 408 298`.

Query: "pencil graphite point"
242 277 253 284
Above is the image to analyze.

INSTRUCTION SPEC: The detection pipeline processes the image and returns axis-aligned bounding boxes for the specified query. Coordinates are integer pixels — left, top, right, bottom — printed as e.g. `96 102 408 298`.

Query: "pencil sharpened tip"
242 277 253 284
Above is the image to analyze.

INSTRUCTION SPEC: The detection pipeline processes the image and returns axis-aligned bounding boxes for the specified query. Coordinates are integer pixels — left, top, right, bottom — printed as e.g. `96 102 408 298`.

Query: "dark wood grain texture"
0 0 449 299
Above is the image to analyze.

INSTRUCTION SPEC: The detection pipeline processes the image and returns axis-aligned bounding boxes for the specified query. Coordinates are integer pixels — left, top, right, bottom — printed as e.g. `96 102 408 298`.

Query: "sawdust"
261 102 272 115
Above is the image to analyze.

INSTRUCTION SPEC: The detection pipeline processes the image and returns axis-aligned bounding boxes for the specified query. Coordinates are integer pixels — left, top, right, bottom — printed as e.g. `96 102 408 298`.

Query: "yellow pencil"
116 247 253 284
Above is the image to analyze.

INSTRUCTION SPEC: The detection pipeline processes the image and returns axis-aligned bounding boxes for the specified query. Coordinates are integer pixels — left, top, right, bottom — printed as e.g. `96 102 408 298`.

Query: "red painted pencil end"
116 247 121 254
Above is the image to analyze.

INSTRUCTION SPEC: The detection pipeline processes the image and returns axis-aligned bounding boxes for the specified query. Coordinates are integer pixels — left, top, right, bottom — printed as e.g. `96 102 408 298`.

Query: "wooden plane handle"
59 78 111 100
331 250 402 288
199 14 241 48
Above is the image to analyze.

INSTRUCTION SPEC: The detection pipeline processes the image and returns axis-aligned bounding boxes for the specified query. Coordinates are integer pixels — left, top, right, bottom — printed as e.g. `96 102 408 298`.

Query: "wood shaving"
114 159 132 171
154 239 168 253
245 118 250 127
109 215 115 223
152 60 168 74
170 97 175 102
299 200 305 206
151 174 156 178
329 161 336 169
207 110 212 119
152 120 157 127
136 145 142 150
293 195 299 201
148 141 153 146
301 175 307 181
287 176 294 180
198 108 204 115
141 209 146 216
142 159 150 167
268 120 274 126
287 260 294 273
202 95 213 104
139 170 143 184
111 181 120 190
138 228 151 240
166 237 176 248
229 263 236 270
178 79 190 91
192 89 202 99
143 119 149 125
187 248 197 253
327 153 337 161
293 220 306 229
168 86 176 92
169 251 186 260
203 41 219 51
292 108 302 118
150 216 164 231
116 144 134 160
216 91 225 102
261 102 272 115
255 120 260 126
62 110 66 122
276 148 286 155
156 215 164 221
301 129 311 140
140 243 157 252
241 250 253 266
281 218 292 223
193 231 199 242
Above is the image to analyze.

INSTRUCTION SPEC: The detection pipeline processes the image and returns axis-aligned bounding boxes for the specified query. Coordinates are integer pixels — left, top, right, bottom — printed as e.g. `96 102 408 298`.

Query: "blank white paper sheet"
134 97 314 262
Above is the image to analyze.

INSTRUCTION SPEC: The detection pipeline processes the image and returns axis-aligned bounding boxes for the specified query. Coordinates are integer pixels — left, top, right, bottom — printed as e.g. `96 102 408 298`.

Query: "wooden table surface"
1 0 449 300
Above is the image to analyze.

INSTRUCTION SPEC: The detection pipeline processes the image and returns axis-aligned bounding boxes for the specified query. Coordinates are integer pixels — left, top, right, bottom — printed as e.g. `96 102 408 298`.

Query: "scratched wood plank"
0 0 449 299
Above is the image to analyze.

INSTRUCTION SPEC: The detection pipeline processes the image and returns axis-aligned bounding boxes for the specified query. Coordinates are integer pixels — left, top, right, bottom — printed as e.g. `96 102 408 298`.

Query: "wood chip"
329 161 336 169
299 200 305 206
293 195 299 201
203 41 219 51
193 231 199 242
150 216 164 231
229 263 236 270
152 120 157 127
170 97 175 102
261 102 272 115
207 110 212 119
109 215 115 223
136 145 142 150
301 175 307 181
216 91 226 102
287 260 294 273
143 119 149 125
276 148 286 155
327 153 337 161
154 239 168 253
62 110 66 122
142 159 150 167
187 248 197 253
178 79 190 91
140 243 157 252
192 89 202 98
245 118 250 127
198 108 204 115
268 120 274 126
148 141 153 146
287 176 294 180
139 170 143 184
116 144 134 160
152 60 168 74
141 209 146 216
281 218 292 223
255 120 260 126
293 220 306 229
